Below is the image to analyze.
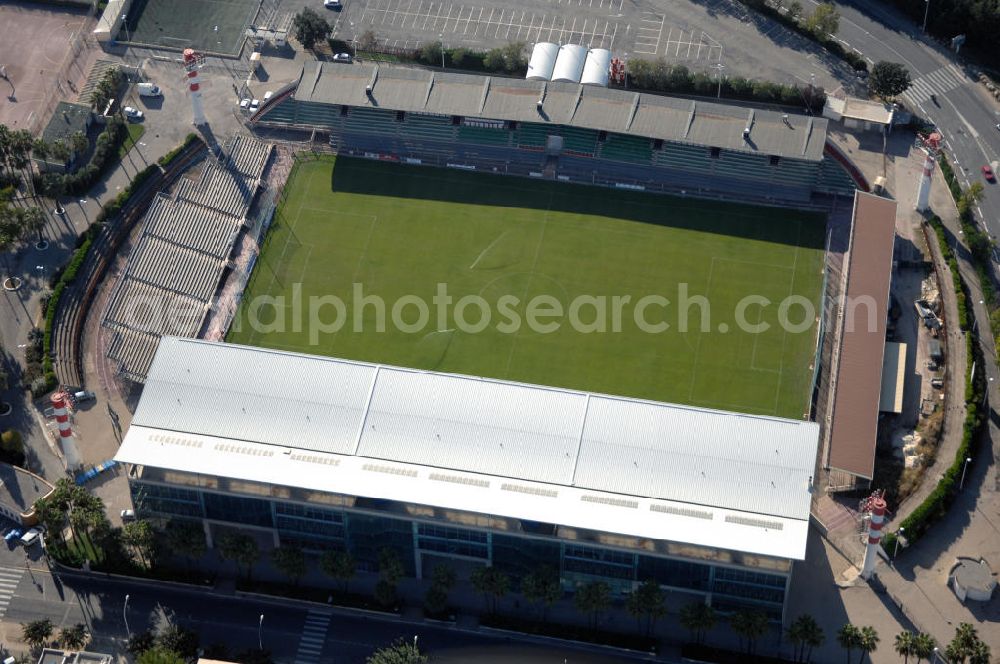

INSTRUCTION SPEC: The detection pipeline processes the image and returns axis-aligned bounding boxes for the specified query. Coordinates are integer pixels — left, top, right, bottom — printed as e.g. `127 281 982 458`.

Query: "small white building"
823 94 894 132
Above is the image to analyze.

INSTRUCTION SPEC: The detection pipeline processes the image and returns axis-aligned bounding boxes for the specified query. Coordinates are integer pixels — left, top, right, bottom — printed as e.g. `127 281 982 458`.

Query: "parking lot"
298 0 862 92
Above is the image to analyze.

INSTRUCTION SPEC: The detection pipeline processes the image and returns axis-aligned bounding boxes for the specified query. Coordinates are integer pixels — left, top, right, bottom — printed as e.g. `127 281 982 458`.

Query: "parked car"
983 164 996 183
19 527 42 547
324 0 342 8
263 90 273 102
931 378 944 389
73 390 96 404
122 106 144 121
121 509 135 521
3 528 22 543
136 82 162 97
332 52 352 63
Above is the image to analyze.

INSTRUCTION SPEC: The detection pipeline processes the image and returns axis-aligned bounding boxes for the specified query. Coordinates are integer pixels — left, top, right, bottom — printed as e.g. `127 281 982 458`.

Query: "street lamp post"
960 456 972 489
894 527 904 557
121 14 130 43
922 0 931 34
439 34 445 69
123 594 131 638
258 614 264 650
413 635 419 650
713 63 726 98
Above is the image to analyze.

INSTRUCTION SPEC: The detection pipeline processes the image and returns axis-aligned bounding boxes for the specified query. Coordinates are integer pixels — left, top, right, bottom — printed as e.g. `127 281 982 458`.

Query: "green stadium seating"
404 114 458 141
516 123 549 149
559 127 598 156
345 107 399 135
458 124 511 146
599 134 653 164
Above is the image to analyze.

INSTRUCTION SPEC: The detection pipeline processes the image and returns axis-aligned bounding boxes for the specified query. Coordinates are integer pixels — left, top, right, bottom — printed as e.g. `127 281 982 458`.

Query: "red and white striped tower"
861 495 887 579
50 392 74 441
915 132 942 212
183 48 207 126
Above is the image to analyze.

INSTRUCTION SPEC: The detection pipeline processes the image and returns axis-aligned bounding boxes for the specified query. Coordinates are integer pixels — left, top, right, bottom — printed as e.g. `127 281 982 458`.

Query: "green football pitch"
229 156 827 418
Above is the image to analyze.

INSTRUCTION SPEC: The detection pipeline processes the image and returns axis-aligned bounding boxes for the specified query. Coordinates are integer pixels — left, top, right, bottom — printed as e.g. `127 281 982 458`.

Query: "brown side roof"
828 191 897 479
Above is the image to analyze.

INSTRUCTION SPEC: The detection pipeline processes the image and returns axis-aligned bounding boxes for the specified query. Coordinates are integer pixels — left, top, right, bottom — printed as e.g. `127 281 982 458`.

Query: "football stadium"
114 60 894 625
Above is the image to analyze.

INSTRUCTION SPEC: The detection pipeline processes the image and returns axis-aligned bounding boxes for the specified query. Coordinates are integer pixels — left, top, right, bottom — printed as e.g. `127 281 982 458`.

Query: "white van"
19 528 41 547
137 82 162 97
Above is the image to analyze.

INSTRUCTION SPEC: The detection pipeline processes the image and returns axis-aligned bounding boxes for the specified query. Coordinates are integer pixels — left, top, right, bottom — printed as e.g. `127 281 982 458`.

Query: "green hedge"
883 216 987 552
157 133 200 167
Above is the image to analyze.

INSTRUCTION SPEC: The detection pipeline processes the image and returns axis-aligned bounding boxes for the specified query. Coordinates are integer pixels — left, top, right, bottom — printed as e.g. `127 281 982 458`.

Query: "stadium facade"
115 337 819 620
252 61 857 205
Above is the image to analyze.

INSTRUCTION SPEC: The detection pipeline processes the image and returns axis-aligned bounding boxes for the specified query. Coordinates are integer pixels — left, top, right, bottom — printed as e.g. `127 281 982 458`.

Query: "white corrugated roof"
121 337 819 558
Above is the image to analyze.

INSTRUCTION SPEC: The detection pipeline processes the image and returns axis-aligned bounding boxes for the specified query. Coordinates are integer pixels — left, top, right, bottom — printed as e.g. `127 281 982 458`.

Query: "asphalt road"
803 0 1000 238
0 550 643 664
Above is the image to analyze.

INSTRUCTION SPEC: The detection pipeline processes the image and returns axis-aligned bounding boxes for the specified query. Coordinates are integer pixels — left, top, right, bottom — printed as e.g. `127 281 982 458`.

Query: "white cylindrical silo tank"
526 42 559 80
551 44 587 83
581 48 612 86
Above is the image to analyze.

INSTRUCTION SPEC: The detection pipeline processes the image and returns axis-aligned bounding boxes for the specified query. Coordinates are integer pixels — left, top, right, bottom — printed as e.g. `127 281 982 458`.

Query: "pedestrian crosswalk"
902 65 967 106
294 610 331 664
0 566 25 618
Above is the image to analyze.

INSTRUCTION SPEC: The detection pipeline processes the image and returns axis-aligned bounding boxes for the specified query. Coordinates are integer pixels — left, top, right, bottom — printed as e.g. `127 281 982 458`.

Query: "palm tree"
788 614 824 663
730 608 769 655
838 624 862 664
679 602 716 645
895 631 916 664
912 633 937 664
18 206 45 244
967 640 990 664
859 626 880 664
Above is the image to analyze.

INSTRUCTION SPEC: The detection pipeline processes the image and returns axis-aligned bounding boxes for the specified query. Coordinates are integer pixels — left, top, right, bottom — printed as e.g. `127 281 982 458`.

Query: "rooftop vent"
650 504 714 520
501 483 558 498
581 495 638 509
429 472 490 488
725 515 784 530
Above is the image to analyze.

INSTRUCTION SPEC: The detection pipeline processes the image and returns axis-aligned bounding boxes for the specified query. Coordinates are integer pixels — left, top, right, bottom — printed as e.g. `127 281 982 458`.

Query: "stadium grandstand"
116 336 820 621
101 136 273 382
824 191 897 489
251 61 858 204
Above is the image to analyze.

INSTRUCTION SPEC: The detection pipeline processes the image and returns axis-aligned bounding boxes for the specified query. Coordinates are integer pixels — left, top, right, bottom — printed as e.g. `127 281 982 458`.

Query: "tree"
806 2 840 36
450 47 468 66
838 624 863 664
912 633 937 664
137 649 185 664
21 618 54 651
70 131 89 157
788 614 824 663
217 531 259 580
895 631 916 664
122 519 156 567
483 47 505 71
470 565 510 616
420 40 443 66
869 61 912 100
320 549 356 594
625 579 666 636
271 545 306 586
17 206 45 245
521 565 561 623
375 548 405 608
500 41 528 72
164 519 207 570
573 580 611 629
679 601 716 645
730 608 769 655
946 623 983 664
291 8 332 51
859 626 880 664
156 624 199 661
423 564 456 615
967 641 991 664
1 428 23 455
127 630 157 657
786 0 804 20
357 29 378 52
366 638 427 664
48 140 70 164
59 623 88 650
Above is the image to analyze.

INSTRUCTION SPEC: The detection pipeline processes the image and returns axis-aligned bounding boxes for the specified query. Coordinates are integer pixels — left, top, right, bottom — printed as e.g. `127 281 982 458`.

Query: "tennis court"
123 0 260 55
